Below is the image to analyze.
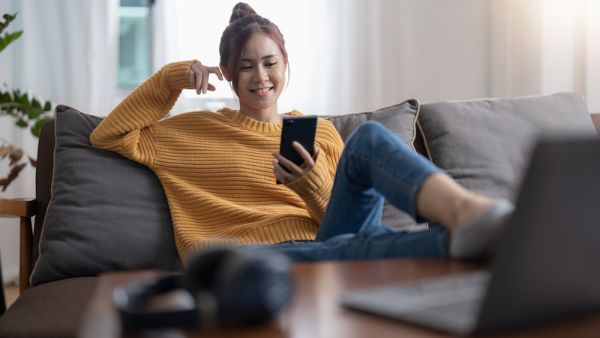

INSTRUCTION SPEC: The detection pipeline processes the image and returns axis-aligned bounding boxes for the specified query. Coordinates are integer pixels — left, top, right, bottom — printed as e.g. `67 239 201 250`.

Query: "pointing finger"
208 66 224 81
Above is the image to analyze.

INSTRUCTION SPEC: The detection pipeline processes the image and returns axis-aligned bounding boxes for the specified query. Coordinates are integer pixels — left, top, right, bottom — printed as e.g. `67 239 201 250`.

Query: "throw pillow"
327 99 426 230
418 92 597 200
31 106 181 286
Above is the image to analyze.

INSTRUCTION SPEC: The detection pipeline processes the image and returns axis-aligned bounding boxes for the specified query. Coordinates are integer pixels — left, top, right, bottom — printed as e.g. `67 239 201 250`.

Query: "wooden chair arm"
0 198 36 292
0 198 36 218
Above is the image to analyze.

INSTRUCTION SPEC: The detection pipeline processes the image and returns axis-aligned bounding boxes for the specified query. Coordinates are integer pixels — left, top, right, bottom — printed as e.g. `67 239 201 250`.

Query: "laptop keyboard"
341 271 490 314
420 299 481 317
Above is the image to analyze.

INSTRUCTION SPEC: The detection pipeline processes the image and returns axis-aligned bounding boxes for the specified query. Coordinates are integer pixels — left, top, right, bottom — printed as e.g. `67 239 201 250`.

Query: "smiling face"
226 32 286 120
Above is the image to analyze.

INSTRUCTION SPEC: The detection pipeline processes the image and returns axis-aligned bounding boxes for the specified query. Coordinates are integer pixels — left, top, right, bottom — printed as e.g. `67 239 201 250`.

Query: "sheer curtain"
490 0 600 112
309 0 491 113
587 3 600 112
153 0 493 116
6 0 119 116
0 0 119 282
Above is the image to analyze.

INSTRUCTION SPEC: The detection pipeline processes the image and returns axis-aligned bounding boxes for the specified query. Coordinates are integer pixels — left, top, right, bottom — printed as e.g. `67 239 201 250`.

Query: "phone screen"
277 116 317 182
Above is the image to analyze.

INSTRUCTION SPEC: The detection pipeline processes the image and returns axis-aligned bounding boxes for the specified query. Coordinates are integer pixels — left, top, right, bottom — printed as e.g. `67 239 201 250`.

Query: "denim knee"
345 121 387 151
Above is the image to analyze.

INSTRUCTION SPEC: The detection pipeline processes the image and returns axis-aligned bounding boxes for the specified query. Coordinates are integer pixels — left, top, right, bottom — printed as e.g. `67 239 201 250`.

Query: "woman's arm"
90 61 194 166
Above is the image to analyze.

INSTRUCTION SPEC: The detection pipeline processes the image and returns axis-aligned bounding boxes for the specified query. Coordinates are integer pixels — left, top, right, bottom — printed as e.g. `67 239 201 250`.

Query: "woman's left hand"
273 142 321 184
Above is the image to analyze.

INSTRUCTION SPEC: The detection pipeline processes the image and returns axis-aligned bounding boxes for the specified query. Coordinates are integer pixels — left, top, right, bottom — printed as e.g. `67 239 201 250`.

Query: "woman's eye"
240 65 252 71
265 62 277 68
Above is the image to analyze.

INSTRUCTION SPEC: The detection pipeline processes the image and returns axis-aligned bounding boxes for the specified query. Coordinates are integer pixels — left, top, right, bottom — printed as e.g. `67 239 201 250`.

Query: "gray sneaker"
450 199 514 260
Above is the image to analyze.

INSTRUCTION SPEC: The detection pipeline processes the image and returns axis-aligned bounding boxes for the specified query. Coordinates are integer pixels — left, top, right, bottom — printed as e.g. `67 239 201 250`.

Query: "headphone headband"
113 275 199 329
113 248 293 330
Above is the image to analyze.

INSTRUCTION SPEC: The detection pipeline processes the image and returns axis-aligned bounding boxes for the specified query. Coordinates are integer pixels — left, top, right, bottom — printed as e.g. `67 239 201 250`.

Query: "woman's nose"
254 66 268 81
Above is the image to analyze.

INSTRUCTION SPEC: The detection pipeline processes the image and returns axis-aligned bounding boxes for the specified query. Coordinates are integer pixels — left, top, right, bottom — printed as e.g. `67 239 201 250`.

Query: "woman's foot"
449 198 514 259
415 173 514 259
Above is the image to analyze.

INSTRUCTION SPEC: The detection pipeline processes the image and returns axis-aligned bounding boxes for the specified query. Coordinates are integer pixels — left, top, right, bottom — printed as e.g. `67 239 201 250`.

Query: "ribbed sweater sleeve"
286 120 344 223
90 61 194 166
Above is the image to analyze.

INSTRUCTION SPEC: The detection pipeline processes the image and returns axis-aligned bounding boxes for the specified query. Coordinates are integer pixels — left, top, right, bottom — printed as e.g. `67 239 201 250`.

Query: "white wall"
381 1 490 105
489 0 543 97
307 0 491 114
586 2 600 112
1 0 119 283
488 0 600 113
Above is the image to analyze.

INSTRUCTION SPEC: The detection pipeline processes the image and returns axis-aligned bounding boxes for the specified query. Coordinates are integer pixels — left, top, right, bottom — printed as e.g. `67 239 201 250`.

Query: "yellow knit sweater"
90 61 344 260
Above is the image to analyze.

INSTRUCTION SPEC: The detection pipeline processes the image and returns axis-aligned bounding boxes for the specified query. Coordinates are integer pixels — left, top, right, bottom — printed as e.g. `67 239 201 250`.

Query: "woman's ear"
220 66 231 82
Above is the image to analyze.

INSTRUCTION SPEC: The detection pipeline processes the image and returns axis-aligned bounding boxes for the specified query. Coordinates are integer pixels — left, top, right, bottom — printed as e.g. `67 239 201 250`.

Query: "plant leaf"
0 13 17 33
28 98 44 119
31 116 50 137
29 156 37 168
9 147 23 166
0 162 26 192
17 93 28 106
0 145 12 158
31 98 41 109
0 91 10 103
0 30 23 53
16 119 28 128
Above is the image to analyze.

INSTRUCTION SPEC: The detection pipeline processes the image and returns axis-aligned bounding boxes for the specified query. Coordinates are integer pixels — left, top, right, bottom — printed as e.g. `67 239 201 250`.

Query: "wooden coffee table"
78 259 600 338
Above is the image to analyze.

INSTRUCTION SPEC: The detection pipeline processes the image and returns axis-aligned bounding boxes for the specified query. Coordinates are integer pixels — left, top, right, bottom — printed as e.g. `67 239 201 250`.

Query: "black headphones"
113 247 293 330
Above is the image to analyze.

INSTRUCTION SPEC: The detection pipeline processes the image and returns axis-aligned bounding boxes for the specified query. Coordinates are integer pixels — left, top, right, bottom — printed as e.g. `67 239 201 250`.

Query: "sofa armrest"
0 198 36 292
591 113 600 135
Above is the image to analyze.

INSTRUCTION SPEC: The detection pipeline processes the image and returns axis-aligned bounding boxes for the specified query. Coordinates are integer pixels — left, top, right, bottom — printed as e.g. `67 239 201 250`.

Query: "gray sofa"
1 93 599 338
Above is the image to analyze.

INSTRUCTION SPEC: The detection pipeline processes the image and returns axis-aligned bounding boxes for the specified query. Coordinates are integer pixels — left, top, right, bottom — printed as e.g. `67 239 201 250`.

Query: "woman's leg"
247 225 449 261
317 121 442 240
318 121 508 236
314 121 512 259
253 121 512 261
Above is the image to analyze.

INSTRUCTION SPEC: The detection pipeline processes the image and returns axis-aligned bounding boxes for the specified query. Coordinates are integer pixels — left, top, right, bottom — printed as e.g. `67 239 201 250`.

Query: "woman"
91 3 512 263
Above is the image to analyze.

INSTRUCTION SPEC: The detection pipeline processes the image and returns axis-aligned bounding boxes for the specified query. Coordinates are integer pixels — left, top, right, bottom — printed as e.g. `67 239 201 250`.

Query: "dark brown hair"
219 3 288 92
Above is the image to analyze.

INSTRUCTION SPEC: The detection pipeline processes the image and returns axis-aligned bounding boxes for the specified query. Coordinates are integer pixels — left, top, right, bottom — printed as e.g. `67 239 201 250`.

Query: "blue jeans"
250 121 449 261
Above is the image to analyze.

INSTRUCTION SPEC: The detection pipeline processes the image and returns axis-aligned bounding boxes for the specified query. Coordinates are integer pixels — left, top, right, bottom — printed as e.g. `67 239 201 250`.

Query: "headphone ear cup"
185 247 293 326
184 247 239 292
213 250 293 326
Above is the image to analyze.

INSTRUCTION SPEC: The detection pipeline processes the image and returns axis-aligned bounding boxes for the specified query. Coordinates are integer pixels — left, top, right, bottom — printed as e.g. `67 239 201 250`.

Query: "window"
118 0 153 88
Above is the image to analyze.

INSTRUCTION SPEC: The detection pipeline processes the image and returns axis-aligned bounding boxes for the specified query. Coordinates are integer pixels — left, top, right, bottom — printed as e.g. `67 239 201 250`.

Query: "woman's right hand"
188 60 224 95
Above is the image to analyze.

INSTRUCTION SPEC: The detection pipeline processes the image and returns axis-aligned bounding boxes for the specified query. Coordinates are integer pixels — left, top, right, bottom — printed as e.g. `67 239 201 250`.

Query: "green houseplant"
1 12 53 191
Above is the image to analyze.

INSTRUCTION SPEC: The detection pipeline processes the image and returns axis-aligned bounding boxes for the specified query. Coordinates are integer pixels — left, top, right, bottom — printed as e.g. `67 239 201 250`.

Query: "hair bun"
229 2 257 23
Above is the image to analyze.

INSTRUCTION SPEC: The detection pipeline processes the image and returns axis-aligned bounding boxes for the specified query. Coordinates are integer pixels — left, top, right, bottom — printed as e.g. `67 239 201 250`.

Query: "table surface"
77 258 600 338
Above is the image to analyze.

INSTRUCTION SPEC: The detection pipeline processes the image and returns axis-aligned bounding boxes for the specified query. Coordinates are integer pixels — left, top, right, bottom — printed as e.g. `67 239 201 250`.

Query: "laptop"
340 136 600 335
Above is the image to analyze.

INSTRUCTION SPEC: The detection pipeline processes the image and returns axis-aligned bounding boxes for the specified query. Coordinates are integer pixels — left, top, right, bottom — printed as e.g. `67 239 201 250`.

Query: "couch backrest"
30 111 600 265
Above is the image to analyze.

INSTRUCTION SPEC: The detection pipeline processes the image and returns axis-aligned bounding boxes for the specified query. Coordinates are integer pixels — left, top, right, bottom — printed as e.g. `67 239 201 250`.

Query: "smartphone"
277 116 317 183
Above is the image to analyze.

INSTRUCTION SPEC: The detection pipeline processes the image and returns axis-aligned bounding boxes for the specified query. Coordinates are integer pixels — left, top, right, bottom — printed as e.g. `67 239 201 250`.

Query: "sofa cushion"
326 99 420 149
30 106 181 286
326 99 426 230
0 277 97 338
418 92 597 200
